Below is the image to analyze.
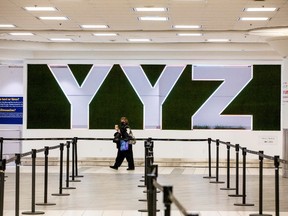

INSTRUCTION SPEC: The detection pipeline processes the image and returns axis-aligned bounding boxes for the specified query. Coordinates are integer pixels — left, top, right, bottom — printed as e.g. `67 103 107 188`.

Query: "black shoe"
127 168 135 170
110 166 118 170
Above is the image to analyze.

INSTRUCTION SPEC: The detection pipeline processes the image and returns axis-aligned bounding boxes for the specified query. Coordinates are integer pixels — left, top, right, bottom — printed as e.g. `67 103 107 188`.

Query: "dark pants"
113 144 135 169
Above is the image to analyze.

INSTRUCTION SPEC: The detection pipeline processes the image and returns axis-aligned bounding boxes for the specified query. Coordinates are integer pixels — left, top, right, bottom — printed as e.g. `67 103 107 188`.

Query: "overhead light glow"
127 38 152 42
134 7 168 12
24 7 57 11
9 32 34 36
0 24 16 28
38 16 68 20
138 16 168 21
244 7 277 12
173 25 201 29
93 33 118 36
206 39 230 42
177 33 203 36
81 25 109 29
240 17 269 21
49 38 73 41
249 27 288 37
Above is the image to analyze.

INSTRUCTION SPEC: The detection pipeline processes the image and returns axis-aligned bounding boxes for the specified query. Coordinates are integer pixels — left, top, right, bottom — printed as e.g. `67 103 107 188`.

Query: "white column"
268 37 288 177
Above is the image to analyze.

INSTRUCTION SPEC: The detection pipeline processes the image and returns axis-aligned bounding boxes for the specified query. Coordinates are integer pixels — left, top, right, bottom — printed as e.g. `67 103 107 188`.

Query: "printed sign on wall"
0 97 23 124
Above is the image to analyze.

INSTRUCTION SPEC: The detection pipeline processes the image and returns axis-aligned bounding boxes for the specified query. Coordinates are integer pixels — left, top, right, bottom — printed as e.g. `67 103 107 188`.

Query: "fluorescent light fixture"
81 24 109 29
138 16 168 21
206 39 230 42
173 25 201 29
177 33 203 36
127 38 151 42
24 6 57 11
240 17 269 21
244 7 277 12
0 24 16 28
9 32 34 36
134 7 168 12
49 38 73 41
38 16 68 20
93 33 118 36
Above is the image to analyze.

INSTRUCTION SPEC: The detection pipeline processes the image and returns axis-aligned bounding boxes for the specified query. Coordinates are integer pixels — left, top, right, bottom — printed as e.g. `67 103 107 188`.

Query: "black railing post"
147 164 158 216
229 144 242 198
204 138 215 179
163 186 173 216
234 147 254 206
70 138 81 182
210 139 224 184
221 142 236 190
0 137 3 160
36 146 56 206
52 143 69 197
73 137 83 178
22 149 45 215
64 141 76 189
15 154 21 216
0 159 6 216
274 155 280 216
250 151 272 216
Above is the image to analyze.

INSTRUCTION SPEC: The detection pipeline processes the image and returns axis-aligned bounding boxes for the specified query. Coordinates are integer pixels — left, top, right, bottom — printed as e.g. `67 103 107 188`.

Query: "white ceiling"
0 0 288 59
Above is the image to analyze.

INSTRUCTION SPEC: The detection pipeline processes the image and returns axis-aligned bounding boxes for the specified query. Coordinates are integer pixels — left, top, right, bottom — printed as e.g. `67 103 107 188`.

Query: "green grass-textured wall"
27 64 281 130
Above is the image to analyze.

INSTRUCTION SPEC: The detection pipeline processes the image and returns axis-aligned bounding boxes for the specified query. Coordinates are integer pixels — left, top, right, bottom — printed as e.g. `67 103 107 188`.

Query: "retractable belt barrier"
1 136 288 216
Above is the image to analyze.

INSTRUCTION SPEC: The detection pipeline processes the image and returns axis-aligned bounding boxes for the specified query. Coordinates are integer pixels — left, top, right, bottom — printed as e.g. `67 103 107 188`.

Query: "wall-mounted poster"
0 97 23 124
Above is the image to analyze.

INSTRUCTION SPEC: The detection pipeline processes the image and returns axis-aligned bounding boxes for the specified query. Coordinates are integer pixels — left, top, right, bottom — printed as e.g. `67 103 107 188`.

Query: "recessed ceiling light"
177 33 203 36
173 25 201 29
239 17 269 21
244 7 277 12
93 33 118 36
81 25 109 29
134 7 168 12
127 38 152 42
49 38 73 41
38 16 68 20
9 32 34 36
138 16 168 21
24 7 57 11
206 39 230 42
0 24 16 28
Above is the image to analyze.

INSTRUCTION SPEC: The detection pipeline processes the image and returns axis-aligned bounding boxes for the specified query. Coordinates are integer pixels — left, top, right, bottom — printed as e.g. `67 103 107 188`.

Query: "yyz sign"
48 64 253 130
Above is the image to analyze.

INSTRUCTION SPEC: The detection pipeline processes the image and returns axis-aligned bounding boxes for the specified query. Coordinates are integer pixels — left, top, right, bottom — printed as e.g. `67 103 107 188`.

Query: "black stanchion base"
220 187 236 190
234 203 254 206
22 211 45 215
51 193 70 196
249 213 272 216
70 175 84 178
210 181 225 184
138 185 145 188
139 179 145 182
203 176 216 179
36 203 56 206
62 186 76 189
229 194 243 197
69 179 81 182
138 209 160 212
138 199 147 202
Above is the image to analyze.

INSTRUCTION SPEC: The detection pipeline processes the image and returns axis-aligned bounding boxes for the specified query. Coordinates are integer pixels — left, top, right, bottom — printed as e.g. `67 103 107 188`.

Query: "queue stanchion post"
73 137 83 178
64 141 76 189
210 139 225 184
0 159 6 216
163 186 172 216
234 147 254 207
36 147 56 206
203 138 215 179
22 149 45 215
229 144 243 198
0 137 3 161
15 154 21 216
52 143 69 197
70 138 81 182
138 139 150 187
250 151 272 216
221 142 236 190
274 156 280 216
147 165 158 216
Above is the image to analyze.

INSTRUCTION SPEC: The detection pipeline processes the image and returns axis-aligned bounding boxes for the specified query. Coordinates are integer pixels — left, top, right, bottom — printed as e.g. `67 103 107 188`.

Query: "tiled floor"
2 165 288 216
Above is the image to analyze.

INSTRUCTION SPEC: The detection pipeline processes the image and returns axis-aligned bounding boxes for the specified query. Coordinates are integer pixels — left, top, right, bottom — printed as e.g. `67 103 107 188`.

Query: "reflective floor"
2 165 288 216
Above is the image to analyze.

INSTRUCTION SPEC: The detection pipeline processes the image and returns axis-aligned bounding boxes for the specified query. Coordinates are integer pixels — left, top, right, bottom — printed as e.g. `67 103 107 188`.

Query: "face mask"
121 122 125 126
